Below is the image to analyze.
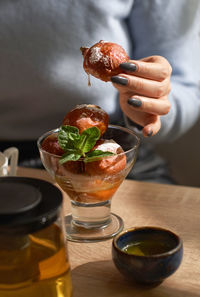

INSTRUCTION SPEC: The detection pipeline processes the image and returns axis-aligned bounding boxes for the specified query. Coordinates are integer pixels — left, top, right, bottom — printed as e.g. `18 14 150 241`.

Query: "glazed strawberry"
62 104 108 136
85 139 126 176
81 40 129 82
42 134 84 174
41 134 64 155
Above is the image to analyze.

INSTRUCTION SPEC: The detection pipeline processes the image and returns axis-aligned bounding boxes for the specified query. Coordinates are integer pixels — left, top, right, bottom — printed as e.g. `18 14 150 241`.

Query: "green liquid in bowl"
122 240 173 256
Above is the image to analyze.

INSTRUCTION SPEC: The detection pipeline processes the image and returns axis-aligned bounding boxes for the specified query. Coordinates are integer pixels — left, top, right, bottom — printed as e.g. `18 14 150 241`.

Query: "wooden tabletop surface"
17 167 200 297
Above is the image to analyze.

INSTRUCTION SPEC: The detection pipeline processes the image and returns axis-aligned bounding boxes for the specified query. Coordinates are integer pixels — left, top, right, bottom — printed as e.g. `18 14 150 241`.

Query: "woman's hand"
111 56 172 137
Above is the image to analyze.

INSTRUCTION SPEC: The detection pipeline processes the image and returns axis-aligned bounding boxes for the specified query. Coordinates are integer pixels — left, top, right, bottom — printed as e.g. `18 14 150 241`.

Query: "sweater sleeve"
125 0 200 143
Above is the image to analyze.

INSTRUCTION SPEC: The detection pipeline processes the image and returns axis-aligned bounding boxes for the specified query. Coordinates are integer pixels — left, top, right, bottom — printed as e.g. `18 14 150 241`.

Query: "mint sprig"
58 125 80 151
78 126 100 153
84 150 114 163
58 125 115 164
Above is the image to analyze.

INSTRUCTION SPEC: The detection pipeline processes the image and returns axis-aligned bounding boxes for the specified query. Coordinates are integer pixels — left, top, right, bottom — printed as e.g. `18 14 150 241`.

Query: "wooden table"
17 167 200 297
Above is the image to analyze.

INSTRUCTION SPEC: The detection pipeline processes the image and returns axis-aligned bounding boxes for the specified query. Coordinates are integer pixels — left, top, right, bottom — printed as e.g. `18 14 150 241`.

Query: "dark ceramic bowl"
112 226 183 285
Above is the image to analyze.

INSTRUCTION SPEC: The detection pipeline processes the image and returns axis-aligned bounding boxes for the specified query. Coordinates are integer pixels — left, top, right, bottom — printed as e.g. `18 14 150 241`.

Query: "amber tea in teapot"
0 177 72 297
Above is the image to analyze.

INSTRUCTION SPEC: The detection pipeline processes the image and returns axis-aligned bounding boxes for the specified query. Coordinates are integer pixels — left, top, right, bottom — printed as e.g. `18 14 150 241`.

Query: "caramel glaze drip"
87 74 91 87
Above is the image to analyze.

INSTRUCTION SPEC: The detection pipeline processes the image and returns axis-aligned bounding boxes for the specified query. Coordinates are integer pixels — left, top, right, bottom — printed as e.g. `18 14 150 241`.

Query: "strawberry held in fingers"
81 40 129 82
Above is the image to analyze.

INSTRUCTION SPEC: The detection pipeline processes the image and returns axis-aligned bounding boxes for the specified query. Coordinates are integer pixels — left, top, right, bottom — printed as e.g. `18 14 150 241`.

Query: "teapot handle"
3 147 19 176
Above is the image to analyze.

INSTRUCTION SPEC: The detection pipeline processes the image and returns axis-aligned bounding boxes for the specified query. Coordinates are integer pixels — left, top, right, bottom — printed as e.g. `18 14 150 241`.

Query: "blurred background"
156 116 200 187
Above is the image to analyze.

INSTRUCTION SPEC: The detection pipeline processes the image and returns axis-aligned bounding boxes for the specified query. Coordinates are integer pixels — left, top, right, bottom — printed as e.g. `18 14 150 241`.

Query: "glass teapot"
0 177 72 297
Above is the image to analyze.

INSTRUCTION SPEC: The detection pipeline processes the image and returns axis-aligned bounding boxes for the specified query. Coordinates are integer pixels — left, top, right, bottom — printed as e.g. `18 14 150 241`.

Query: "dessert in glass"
37 105 140 242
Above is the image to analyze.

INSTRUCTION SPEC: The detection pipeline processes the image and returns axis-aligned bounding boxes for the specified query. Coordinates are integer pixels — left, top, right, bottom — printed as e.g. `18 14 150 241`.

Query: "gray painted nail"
147 130 153 137
111 76 128 86
128 97 142 108
120 63 137 72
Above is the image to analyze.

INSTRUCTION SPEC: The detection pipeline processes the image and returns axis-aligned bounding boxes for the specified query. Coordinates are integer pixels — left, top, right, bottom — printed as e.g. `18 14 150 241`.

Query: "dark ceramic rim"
37 124 140 158
113 226 183 258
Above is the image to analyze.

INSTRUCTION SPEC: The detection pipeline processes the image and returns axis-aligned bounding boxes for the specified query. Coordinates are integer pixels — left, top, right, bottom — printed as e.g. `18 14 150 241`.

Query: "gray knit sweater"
0 0 200 181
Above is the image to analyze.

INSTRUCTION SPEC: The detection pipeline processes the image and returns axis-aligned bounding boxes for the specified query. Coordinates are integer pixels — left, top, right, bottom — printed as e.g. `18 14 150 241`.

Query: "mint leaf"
58 125 80 150
59 151 81 164
57 125 103 164
84 150 115 163
78 126 100 153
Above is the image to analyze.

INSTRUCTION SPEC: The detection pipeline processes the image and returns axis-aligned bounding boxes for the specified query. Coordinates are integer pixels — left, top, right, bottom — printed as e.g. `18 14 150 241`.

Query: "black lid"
0 182 42 215
0 177 63 235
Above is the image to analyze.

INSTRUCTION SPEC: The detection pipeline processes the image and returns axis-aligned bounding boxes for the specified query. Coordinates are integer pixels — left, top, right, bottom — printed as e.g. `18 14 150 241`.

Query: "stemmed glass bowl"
37 125 140 242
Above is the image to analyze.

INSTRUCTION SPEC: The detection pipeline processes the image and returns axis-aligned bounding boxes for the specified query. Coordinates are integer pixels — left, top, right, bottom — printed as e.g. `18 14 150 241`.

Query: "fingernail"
147 130 153 137
128 97 142 108
120 62 137 72
111 76 128 86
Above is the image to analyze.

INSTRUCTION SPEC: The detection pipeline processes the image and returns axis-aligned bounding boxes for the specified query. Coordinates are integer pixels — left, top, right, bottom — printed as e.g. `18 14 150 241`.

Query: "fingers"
120 55 172 81
127 95 171 116
112 55 172 137
120 96 161 137
120 93 165 137
111 75 171 98
111 55 172 98
142 116 161 137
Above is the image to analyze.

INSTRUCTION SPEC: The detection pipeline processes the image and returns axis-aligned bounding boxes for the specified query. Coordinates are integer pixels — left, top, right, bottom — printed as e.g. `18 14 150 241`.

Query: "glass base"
64 213 124 243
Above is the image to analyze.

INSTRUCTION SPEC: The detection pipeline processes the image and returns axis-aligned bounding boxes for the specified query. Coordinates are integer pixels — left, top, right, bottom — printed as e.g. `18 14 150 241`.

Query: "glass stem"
70 200 111 229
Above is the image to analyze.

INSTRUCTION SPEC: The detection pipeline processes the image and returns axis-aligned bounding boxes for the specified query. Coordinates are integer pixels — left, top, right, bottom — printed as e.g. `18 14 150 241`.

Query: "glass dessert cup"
37 125 140 242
